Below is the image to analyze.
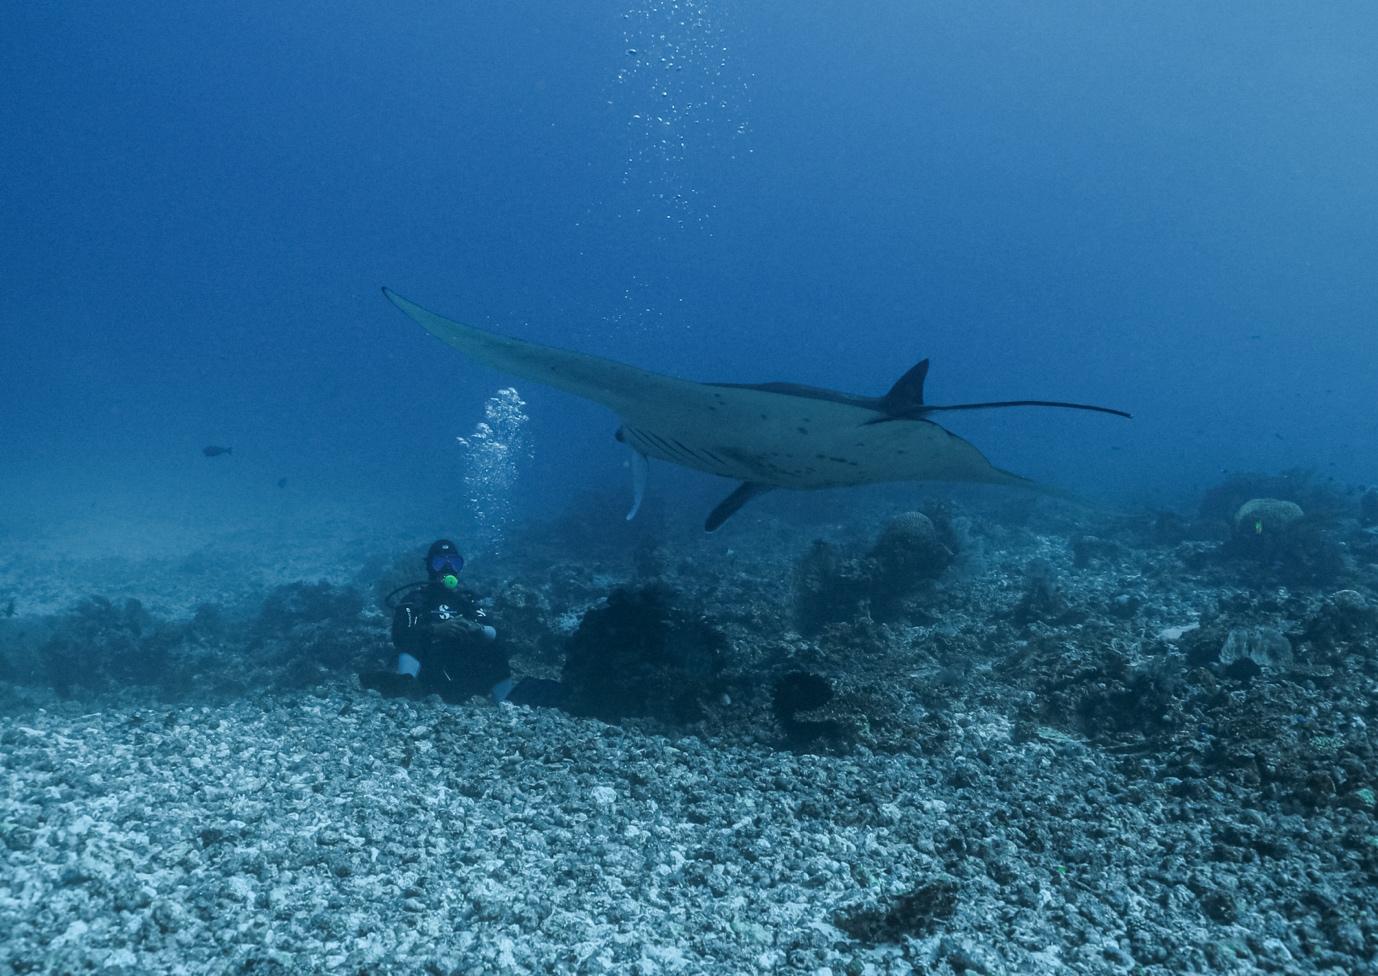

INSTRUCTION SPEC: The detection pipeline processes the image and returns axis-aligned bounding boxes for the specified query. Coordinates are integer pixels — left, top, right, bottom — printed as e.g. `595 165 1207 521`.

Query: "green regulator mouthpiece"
440 573 460 591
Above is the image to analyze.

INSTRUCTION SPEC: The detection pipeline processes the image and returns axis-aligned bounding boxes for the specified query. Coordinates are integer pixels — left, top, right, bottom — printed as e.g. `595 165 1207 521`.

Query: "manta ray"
383 288 1130 531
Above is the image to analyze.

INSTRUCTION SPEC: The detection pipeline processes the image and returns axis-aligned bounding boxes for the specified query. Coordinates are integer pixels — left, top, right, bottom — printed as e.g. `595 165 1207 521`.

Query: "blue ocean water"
3 2 1376 546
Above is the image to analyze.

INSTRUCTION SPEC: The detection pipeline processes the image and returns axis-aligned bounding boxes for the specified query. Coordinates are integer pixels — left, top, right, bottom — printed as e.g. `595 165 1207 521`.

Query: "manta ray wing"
383 289 1118 529
384 288 709 419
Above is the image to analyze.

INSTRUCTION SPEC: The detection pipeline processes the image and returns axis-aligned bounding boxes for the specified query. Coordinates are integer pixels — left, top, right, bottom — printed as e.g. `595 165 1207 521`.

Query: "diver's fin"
626 444 649 521
705 482 774 532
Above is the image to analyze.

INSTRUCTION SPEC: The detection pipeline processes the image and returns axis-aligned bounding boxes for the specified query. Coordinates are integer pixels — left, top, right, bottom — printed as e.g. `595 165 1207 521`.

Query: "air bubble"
455 388 531 556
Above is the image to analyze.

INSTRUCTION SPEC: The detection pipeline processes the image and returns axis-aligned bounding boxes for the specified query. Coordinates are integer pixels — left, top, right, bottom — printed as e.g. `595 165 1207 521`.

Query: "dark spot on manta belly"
797 427 808 435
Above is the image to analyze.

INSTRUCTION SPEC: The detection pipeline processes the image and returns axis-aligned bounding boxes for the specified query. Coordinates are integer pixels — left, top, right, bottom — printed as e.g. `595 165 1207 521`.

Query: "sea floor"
2 480 1376 975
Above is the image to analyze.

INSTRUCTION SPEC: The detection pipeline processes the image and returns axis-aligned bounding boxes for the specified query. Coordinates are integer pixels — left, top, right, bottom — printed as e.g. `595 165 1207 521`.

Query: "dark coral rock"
1232 498 1305 540
865 512 952 619
835 879 960 942
1182 623 1230 668
561 585 726 724
236 582 377 691
490 582 564 667
1071 534 1124 568
1215 503 1348 586
1075 663 1181 737
1219 627 1294 670
774 671 832 715
41 597 167 696
772 671 846 749
1303 590 1377 651
1198 472 1357 585
791 540 870 636
1199 469 1346 525
1143 509 1207 545
792 513 951 634
1011 559 1083 628
1025 641 1185 741
253 582 363 637
868 512 952 584
1360 489 1378 527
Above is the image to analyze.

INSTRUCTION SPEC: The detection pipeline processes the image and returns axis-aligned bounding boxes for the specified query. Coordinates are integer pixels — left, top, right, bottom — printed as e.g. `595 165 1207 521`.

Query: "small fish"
202 445 232 457
3 598 14 618
276 477 287 488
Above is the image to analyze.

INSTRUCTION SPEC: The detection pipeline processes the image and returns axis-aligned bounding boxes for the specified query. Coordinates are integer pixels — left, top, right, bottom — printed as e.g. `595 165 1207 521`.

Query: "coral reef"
1218 625 1294 671
792 510 953 634
772 671 846 749
1233 497 1305 536
1199 468 1350 524
1201 481 1353 586
39 596 165 696
10 582 373 702
560 584 727 725
3 472 1378 973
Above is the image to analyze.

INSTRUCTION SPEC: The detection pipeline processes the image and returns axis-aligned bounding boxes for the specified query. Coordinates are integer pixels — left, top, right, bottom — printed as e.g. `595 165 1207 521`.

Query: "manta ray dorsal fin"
879 358 929 415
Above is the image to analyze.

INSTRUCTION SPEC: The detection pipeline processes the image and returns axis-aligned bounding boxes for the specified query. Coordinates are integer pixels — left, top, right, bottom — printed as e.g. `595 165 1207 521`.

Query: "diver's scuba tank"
383 581 428 611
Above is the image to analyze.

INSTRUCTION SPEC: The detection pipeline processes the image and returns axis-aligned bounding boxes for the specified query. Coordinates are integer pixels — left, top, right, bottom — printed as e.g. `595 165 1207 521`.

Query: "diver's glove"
433 617 498 640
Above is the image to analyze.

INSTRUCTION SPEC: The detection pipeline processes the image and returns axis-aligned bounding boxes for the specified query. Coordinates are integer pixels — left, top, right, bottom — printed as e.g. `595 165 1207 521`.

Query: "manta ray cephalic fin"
706 482 775 532
625 443 649 521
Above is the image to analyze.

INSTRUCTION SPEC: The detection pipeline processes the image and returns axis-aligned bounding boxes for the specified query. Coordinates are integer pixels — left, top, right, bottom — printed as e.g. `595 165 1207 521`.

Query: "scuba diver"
359 539 510 703
359 538 563 707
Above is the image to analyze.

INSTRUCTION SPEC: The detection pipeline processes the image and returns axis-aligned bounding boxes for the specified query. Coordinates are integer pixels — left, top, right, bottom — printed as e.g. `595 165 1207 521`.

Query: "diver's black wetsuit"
360 579 564 708
389 583 510 702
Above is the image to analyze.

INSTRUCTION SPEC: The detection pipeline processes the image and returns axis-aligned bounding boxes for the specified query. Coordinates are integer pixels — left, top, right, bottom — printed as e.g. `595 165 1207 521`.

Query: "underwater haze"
4 1 1376 549
8 5 1378 975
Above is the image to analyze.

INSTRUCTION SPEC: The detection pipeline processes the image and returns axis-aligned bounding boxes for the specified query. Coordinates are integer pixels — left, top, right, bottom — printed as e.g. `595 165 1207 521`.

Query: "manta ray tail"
874 357 1130 423
921 399 1132 419
865 397 1131 426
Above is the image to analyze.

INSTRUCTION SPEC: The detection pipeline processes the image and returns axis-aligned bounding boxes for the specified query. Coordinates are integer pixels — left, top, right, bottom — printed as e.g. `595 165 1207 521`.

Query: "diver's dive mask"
429 552 464 591
428 553 465 575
